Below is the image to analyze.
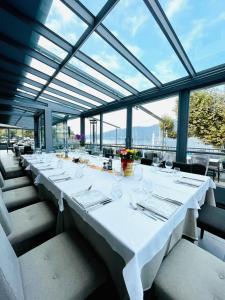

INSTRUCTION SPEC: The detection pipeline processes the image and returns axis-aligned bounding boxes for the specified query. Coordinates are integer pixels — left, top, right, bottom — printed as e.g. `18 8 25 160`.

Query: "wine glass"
152 157 160 167
165 160 173 169
134 165 143 181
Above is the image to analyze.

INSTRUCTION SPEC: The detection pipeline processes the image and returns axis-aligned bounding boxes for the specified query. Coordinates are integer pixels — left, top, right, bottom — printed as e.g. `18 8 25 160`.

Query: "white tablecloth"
22 154 216 300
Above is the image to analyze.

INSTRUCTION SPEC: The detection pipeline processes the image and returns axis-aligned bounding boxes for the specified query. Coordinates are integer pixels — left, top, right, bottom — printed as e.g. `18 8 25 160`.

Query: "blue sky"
32 0 225 129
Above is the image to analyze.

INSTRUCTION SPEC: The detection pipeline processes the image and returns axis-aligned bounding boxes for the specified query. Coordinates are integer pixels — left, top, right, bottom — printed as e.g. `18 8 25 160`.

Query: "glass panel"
16 88 37 97
68 118 81 149
79 0 107 15
81 32 154 91
39 113 45 149
45 0 88 45
48 82 100 107
21 82 41 91
85 115 100 145
160 0 225 71
44 90 87 110
132 96 178 154
103 0 187 83
29 58 55 76
103 109 126 146
56 72 114 102
24 72 47 85
36 36 67 61
69 57 131 96
0 129 8 146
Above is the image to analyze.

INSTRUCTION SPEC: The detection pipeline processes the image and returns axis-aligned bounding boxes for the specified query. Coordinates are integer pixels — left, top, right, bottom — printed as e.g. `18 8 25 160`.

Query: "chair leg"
200 228 204 239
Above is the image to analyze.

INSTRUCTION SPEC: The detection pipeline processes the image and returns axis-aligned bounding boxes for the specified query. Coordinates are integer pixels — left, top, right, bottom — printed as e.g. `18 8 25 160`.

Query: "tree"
189 91 225 148
159 116 177 139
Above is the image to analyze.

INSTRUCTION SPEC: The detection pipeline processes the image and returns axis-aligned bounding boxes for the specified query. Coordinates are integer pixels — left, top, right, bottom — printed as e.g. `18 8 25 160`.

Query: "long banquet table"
22 153 216 300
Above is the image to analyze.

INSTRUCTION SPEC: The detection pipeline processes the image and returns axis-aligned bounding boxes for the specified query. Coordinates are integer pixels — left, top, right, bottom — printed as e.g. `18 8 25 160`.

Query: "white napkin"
177 177 202 187
49 173 70 181
71 190 108 209
137 195 178 219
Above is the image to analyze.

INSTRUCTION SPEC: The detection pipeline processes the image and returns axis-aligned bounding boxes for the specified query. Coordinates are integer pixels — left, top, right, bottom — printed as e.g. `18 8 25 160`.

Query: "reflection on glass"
103 0 187 83
79 0 107 15
160 0 225 71
45 0 88 45
81 32 154 91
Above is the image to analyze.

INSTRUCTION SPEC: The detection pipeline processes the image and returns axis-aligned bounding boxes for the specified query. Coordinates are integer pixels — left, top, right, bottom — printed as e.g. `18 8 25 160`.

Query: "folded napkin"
137 196 178 219
176 177 202 187
159 168 173 173
50 174 71 182
71 190 108 209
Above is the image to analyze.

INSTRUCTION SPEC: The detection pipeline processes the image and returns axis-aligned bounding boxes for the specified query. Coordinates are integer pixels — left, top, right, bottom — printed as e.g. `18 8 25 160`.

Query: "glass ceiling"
7 0 225 116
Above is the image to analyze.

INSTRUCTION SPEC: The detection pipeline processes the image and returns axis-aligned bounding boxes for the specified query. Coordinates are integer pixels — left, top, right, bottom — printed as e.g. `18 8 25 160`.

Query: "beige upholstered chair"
0 224 108 300
0 171 31 192
153 239 225 300
0 192 56 253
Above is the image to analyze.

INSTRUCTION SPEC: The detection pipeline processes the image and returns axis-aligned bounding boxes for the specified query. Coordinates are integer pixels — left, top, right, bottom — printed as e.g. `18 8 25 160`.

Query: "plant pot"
121 159 134 176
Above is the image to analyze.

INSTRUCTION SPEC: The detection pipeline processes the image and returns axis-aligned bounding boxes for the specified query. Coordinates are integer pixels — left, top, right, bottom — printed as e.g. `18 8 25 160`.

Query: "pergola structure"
1 0 225 161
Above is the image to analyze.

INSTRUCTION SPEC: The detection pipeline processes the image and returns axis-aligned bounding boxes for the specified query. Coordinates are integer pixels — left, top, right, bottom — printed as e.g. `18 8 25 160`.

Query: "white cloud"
183 19 205 50
125 73 153 91
165 0 187 19
124 43 143 59
91 53 121 72
154 59 179 83
125 10 149 36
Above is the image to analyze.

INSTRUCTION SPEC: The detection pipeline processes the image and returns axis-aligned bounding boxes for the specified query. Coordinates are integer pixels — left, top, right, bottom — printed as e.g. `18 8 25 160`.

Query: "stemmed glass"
152 157 160 169
165 160 173 169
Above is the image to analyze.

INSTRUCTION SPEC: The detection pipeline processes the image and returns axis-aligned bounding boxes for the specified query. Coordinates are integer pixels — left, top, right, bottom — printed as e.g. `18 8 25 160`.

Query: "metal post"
44 108 53 152
176 89 190 162
126 105 132 148
34 116 40 148
100 113 103 150
63 120 68 150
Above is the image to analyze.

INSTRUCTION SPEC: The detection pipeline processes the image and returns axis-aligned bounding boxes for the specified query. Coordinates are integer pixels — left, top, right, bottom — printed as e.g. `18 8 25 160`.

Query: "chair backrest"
0 171 5 188
191 155 209 174
0 224 24 300
192 163 206 175
141 158 152 166
144 152 156 160
173 162 192 173
0 191 12 235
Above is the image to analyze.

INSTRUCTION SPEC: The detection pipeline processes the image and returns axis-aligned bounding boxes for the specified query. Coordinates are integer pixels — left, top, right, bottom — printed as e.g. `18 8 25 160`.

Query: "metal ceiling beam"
0 111 33 117
65 0 162 87
0 98 46 109
41 93 86 112
0 1 137 98
143 0 195 77
45 86 96 109
35 0 120 102
81 63 225 117
75 50 138 95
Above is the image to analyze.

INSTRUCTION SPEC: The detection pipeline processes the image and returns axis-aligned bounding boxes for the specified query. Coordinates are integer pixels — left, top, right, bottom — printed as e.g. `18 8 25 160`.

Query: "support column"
176 89 190 162
80 117 85 145
34 116 39 148
63 120 68 149
126 105 133 148
100 113 103 150
44 108 53 152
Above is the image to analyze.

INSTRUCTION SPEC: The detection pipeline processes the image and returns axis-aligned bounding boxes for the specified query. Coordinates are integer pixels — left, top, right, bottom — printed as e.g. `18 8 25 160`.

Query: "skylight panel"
29 58 55 76
160 0 225 71
49 82 101 106
103 0 187 83
37 36 67 61
56 72 114 102
16 88 36 97
44 0 88 45
21 82 41 91
79 0 107 15
80 32 154 91
24 72 47 85
70 57 131 97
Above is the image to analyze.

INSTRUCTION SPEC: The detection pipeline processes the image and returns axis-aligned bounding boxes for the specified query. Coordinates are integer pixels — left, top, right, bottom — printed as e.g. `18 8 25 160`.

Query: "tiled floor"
197 229 225 262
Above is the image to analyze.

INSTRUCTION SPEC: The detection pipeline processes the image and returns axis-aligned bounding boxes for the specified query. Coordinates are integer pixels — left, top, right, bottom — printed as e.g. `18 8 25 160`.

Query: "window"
103 109 126 146
24 72 47 85
68 118 81 148
37 36 67 61
29 58 55 76
132 96 178 153
85 115 100 145
79 0 107 15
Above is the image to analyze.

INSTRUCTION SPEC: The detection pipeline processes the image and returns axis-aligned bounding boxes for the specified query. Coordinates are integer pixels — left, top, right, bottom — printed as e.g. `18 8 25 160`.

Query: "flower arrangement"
117 148 141 161
74 133 85 146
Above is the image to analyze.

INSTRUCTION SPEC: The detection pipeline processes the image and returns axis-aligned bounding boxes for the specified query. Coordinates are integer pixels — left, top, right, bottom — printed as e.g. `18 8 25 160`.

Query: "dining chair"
197 203 225 240
141 158 152 166
191 163 206 175
172 162 192 173
191 154 209 175
0 171 31 192
0 156 24 179
0 223 108 300
0 193 56 255
153 239 225 300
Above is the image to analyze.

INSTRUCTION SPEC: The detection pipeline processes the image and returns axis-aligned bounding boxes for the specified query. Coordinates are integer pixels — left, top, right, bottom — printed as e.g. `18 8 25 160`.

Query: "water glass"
57 159 63 169
152 157 160 167
173 167 182 182
134 165 143 181
165 160 173 169
111 182 123 201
